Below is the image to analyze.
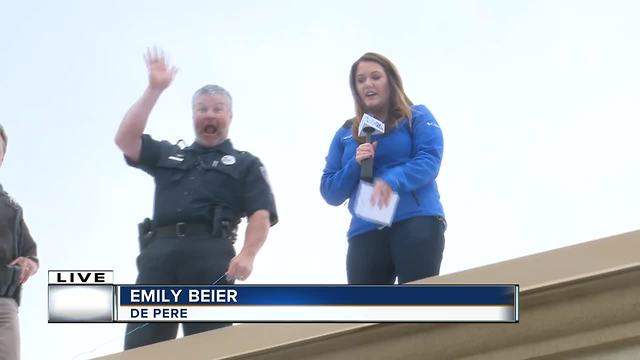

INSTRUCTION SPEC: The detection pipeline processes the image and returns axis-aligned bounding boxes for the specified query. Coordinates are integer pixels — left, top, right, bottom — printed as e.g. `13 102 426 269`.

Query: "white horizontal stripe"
115 305 515 322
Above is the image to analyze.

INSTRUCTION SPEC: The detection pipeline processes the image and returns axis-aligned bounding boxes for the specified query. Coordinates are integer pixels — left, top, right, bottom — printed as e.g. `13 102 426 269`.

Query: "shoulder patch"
259 166 271 186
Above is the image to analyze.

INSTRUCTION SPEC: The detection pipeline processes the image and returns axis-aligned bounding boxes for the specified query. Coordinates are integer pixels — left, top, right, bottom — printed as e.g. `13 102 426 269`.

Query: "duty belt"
153 223 212 238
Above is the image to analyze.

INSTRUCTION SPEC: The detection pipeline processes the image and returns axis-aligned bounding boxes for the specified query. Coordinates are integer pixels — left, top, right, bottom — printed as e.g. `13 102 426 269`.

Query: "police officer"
0 124 39 360
115 49 278 350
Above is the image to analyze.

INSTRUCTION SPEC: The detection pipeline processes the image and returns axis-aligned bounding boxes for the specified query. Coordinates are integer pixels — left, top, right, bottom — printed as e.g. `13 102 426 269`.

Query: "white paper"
354 181 399 226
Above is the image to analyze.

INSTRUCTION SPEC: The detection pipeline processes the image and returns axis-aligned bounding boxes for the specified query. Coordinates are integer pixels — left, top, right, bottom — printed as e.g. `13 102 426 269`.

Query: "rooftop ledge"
98 229 640 360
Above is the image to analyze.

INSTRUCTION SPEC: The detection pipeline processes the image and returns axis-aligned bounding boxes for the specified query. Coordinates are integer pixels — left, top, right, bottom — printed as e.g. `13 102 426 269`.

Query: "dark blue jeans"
347 216 446 284
124 234 235 350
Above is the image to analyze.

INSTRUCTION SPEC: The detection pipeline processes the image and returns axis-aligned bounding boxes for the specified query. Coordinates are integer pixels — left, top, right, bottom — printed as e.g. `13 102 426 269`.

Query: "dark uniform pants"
124 234 235 350
347 216 446 284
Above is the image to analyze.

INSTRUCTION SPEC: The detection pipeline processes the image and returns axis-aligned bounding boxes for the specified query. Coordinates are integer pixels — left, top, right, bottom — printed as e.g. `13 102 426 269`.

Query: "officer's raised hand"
145 47 178 92
115 47 178 162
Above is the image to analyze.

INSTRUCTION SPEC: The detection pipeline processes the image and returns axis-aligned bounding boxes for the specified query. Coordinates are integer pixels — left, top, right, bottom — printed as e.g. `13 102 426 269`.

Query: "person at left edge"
115 48 278 350
0 124 39 360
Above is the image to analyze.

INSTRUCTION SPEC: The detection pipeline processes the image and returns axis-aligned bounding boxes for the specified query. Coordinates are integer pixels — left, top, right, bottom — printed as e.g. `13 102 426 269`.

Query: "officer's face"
355 61 391 116
192 94 233 147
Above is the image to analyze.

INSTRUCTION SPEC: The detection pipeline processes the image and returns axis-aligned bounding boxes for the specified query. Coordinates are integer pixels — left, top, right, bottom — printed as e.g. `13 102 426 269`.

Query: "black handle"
360 133 373 182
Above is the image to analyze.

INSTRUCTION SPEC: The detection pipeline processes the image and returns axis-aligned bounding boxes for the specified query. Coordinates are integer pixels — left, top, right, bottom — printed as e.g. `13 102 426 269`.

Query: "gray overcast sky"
1 0 639 358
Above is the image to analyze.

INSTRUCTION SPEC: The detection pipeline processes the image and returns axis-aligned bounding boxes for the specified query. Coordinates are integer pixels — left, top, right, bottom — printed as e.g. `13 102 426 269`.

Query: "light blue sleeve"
320 128 361 206
379 106 444 193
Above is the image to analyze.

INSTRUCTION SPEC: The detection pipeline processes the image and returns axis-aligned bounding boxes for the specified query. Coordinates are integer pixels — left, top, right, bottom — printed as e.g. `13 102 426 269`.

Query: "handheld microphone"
357 114 385 182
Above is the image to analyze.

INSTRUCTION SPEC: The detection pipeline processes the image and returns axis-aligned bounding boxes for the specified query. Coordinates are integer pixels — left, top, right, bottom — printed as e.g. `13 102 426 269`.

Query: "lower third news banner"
47 271 518 323
117 285 518 323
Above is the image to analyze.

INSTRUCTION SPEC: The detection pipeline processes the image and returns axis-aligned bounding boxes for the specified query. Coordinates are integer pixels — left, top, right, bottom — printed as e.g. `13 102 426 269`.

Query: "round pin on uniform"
221 155 236 165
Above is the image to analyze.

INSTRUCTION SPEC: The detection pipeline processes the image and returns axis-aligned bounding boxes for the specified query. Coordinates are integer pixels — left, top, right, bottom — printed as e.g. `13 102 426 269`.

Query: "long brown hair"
349 53 413 142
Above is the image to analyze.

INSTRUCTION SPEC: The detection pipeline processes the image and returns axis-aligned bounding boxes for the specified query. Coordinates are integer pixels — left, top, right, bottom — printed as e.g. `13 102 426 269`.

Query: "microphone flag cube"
358 113 385 137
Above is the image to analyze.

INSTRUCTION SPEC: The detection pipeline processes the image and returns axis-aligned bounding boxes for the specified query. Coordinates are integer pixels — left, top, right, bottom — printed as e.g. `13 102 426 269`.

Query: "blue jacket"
320 104 445 239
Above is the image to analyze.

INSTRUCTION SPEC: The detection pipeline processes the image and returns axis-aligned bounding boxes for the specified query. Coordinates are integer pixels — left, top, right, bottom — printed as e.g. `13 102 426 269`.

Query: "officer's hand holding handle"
226 210 270 282
145 47 178 92
355 141 378 165
9 256 38 284
226 253 254 282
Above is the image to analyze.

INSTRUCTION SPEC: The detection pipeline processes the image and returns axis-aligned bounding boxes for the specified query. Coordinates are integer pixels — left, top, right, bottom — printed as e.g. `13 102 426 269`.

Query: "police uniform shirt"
125 134 278 227
0 184 37 266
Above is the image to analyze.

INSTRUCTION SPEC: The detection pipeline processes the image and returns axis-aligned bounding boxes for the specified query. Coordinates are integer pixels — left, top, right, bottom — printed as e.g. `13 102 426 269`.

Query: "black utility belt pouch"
211 206 240 244
137 218 154 251
0 265 21 298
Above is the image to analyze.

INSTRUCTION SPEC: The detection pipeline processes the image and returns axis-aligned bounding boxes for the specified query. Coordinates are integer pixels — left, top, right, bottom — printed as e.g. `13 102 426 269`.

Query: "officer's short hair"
192 85 233 110
0 124 6 153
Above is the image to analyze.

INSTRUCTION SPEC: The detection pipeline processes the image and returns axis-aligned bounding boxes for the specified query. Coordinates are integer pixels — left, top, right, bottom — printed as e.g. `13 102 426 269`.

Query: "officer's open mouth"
204 125 218 134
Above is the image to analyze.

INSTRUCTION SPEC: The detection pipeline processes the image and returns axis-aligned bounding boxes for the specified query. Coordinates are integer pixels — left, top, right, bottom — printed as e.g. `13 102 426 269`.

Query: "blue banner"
119 285 517 306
